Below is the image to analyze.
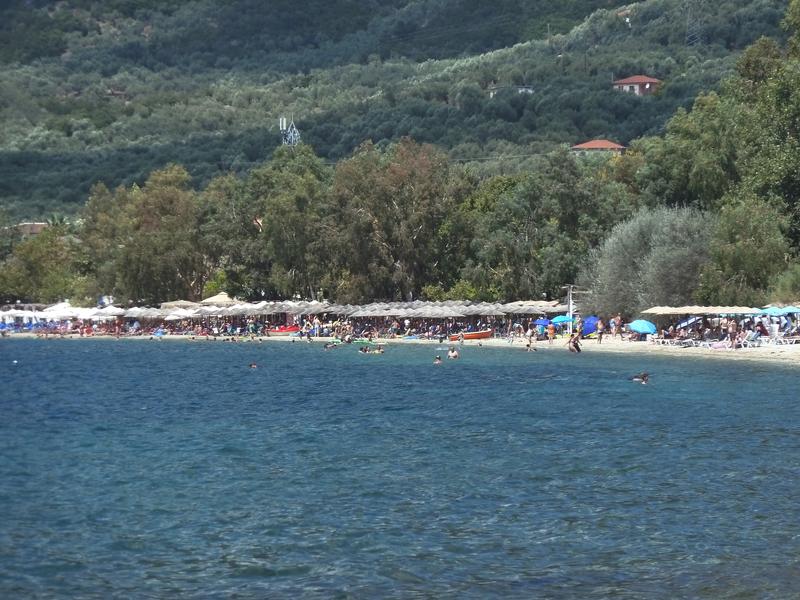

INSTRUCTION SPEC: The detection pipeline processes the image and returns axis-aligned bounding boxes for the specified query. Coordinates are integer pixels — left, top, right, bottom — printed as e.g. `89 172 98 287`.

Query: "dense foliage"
0 0 788 217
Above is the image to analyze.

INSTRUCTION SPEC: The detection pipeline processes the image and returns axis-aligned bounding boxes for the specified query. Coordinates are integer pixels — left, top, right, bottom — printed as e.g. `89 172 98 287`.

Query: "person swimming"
249 363 257 369
631 372 649 384
434 355 442 365
447 346 459 359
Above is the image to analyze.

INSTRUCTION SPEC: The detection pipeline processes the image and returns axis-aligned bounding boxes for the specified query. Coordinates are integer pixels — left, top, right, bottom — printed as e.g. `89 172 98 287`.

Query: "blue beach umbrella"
533 318 550 326
629 319 657 335
581 316 599 335
761 306 787 317
551 315 573 324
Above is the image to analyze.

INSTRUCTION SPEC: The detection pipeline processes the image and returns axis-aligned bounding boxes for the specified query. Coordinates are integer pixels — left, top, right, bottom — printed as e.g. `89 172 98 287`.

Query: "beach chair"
763 334 788 346
738 331 761 348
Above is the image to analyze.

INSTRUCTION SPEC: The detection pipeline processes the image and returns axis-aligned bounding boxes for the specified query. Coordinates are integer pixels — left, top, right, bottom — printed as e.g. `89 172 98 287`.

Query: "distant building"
15 222 48 237
571 139 626 154
613 75 661 96
487 84 534 98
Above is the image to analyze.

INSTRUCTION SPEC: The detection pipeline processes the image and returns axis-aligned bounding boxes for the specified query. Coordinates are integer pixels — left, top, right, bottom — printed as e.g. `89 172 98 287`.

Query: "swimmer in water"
631 372 649 384
249 363 257 369
434 355 442 365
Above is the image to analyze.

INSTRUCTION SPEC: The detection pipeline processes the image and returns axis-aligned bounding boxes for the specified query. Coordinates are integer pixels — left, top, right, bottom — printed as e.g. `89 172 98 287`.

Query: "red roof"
571 139 625 150
613 75 661 85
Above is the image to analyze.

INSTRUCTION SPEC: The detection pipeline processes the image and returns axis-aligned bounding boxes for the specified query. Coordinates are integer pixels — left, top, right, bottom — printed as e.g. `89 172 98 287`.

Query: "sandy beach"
5 331 800 367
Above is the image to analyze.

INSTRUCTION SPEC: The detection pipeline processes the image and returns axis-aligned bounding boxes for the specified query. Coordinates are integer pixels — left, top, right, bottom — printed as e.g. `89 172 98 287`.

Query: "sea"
1 337 799 599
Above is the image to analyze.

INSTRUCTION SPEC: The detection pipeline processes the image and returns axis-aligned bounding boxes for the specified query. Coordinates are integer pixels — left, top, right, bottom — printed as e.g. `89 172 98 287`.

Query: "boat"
448 329 494 341
268 324 300 335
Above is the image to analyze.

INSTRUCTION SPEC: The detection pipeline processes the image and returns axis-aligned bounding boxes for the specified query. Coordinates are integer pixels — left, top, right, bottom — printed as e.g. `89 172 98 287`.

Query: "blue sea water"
1 337 799 599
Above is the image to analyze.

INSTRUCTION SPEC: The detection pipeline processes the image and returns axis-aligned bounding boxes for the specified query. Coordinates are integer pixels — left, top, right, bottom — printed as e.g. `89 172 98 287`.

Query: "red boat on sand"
449 329 493 342
269 325 300 335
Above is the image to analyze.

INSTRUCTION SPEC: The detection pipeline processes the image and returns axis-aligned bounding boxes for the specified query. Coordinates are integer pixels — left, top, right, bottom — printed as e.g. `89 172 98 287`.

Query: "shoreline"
4 331 800 367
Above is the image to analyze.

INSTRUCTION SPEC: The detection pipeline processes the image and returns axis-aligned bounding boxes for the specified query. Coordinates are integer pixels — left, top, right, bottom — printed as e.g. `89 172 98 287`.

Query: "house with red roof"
613 75 661 96
571 139 626 154
14 222 48 237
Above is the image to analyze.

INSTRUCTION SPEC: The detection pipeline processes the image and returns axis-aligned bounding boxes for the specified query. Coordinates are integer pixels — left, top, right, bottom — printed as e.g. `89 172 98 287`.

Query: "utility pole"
563 284 575 336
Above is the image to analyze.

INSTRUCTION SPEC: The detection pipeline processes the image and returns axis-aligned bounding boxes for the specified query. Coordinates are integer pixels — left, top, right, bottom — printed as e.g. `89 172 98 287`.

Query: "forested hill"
0 0 789 218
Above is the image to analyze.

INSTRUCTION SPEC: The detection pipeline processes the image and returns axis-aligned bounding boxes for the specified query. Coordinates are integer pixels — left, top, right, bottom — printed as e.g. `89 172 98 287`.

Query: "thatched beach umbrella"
160 300 200 310
200 292 238 306
98 305 126 317
641 306 673 315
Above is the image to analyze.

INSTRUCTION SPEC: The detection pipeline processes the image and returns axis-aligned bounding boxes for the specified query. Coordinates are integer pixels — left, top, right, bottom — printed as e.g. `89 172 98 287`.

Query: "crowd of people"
5 309 799 352
654 314 800 348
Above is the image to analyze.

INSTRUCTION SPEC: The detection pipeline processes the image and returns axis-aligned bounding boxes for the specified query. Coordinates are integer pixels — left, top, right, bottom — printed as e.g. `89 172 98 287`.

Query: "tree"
0 226 90 304
116 165 210 304
696 193 790 305
330 138 455 301
463 149 638 301
580 207 711 317
81 182 132 300
242 145 332 299
785 0 800 57
635 93 743 211
0 208 20 262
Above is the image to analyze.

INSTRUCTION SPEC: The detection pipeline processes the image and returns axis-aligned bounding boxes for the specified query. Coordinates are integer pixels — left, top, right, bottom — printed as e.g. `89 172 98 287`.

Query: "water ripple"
1 339 799 598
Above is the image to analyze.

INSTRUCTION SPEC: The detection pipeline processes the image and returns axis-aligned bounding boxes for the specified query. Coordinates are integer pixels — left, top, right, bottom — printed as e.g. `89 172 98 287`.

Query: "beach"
5 329 800 367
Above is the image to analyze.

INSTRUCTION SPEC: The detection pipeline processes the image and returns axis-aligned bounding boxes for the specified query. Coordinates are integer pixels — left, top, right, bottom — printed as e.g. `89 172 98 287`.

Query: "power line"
320 151 547 166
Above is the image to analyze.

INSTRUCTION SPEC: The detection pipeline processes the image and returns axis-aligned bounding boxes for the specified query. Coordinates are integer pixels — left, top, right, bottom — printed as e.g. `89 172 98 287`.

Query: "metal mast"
279 116 301 147
684 0 708 47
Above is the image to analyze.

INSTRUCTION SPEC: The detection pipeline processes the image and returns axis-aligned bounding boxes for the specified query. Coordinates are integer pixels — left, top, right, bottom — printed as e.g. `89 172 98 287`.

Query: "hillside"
0 0 789 218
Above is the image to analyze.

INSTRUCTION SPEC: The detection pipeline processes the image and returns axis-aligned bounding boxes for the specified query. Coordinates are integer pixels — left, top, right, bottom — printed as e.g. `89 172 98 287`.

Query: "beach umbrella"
200 292 238 306
551 315 573 324
160 300 200 310
533 318 550 326
581 316 599 335
641 306 673 314
628 319 657 335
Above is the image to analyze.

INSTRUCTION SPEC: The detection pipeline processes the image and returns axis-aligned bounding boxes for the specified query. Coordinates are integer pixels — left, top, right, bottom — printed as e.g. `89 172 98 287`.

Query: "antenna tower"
279 116 301 147
684 0 708 47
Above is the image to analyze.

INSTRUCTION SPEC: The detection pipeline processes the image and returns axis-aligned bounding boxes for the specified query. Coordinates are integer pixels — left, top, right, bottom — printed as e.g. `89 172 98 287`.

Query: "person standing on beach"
596 318 605 343
547 322 556 344
728 318 738 349
614 314 623 337
567 331 582 353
